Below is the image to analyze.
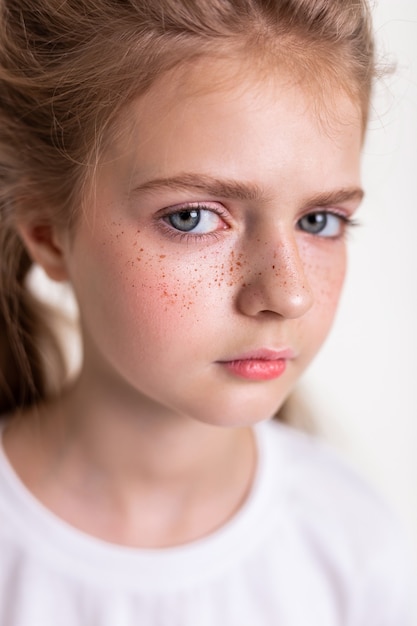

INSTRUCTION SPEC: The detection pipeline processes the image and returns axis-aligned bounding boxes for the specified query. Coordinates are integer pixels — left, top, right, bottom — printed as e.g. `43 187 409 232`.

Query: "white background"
302 0 417 601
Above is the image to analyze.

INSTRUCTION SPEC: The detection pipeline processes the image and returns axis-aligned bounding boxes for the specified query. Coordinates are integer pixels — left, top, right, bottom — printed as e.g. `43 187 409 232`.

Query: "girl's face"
60 60 363 427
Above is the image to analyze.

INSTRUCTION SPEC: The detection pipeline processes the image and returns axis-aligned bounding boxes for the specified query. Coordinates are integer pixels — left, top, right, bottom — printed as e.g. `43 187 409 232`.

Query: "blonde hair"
0 0 375 414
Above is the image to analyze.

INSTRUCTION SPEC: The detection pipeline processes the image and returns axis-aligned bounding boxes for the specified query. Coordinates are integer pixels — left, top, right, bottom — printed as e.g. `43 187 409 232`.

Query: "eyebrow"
132 173 263 201
303 187 364 208
132 173 364 207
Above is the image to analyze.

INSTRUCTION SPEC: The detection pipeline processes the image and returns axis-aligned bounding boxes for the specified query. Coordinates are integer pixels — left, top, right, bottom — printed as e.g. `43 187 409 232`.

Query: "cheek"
301 240 347 328
312 257 346 306
130 239 247 308
98 235 232 336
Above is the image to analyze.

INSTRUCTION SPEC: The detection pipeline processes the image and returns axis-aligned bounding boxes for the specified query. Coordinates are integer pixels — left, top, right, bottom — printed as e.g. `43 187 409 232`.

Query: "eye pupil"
168 209 201 232
300 212 327 234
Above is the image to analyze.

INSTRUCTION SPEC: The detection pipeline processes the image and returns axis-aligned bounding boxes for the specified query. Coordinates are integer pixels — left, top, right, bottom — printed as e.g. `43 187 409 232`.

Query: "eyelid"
301 204 353 218
319 208 360 228
299 206 358 225
156 201 230 221
296 207 359 239
155 201 231 242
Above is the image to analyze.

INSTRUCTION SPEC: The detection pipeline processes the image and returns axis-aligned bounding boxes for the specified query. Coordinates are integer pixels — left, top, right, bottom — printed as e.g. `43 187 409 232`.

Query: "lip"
218 348 294 381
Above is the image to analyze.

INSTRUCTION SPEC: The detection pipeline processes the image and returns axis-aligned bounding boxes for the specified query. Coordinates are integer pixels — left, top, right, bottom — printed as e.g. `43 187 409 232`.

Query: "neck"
4 368 257 547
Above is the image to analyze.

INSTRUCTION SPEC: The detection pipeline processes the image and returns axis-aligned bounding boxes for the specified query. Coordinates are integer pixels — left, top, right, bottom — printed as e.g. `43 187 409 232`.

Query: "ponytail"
0 223 66 415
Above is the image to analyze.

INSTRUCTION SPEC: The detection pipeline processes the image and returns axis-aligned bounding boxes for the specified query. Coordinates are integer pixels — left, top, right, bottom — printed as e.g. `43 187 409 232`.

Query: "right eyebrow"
131 172 264 202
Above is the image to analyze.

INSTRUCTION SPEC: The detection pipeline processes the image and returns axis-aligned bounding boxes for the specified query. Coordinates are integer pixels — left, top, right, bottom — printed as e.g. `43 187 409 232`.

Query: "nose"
236 233 314 319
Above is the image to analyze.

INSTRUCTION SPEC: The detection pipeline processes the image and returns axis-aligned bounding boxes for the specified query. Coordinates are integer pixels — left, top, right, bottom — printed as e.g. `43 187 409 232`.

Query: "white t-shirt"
0 419 413 626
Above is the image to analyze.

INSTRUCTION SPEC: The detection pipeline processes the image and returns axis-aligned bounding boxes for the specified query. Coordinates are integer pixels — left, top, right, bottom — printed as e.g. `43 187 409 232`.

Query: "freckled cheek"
302 244 347 316
112 246 236 325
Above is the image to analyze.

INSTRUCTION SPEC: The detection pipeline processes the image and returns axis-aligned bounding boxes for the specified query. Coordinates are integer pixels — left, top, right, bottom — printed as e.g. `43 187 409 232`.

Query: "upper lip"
219 348 295 362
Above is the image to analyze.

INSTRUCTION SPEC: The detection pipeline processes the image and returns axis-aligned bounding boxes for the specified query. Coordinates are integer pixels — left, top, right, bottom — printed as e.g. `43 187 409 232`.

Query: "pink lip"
219 348 294 381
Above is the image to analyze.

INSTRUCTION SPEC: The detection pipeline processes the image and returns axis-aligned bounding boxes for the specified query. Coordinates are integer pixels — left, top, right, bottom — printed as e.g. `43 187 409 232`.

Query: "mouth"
218 348 294 382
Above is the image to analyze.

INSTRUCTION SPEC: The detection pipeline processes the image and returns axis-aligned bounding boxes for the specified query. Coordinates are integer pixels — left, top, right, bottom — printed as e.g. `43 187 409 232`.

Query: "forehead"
104 56 362 191
118 52 363 138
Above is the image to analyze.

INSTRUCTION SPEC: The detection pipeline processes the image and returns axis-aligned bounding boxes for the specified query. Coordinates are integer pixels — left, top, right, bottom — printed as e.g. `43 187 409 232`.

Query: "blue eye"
167 209 201 232
165 207 225 235
298 212 347 237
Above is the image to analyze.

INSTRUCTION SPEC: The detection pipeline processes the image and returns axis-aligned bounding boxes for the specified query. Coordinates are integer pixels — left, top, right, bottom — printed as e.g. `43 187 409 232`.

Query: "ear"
17 221 70 282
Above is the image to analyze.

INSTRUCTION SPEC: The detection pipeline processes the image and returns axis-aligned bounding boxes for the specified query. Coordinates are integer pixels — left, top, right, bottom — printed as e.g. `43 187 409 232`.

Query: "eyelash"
297 210 359 239
158 203 230 242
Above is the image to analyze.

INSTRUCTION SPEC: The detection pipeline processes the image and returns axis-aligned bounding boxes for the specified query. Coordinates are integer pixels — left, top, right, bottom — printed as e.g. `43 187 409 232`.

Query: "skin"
6 58 364 548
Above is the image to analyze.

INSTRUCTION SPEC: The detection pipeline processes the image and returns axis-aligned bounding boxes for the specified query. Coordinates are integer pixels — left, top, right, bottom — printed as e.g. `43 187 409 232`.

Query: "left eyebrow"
131 172 364 207
302 187 365 208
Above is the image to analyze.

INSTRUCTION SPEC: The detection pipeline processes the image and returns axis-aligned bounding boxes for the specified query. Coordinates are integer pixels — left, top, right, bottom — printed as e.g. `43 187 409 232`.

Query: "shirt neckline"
0 419 285 592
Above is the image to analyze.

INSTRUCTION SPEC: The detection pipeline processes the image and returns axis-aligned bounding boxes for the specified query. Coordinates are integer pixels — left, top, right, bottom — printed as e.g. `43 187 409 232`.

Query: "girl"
0 0 413 624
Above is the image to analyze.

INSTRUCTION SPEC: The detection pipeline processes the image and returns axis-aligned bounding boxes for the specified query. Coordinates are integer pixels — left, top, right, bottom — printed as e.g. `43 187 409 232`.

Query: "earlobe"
17 222 69 282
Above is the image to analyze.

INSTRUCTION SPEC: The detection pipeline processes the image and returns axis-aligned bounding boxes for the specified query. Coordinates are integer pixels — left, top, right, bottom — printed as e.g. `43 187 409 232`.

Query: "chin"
191 397 286 429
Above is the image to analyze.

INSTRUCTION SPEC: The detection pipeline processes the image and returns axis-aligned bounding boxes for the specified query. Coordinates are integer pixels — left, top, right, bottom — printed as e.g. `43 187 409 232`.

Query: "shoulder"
262 420 403 549
258 420 415 622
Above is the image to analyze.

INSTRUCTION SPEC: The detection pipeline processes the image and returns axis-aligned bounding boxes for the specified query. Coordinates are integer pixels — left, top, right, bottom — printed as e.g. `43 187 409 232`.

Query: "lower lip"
221 358 287 381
